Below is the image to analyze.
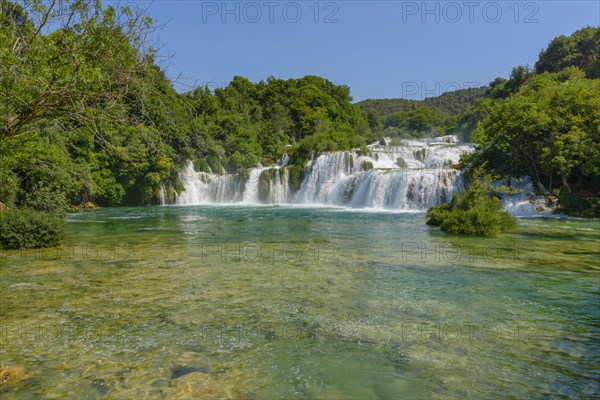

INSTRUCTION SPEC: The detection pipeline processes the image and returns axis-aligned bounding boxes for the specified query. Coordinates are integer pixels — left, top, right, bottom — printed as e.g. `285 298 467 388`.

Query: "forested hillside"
422 87 488 115
355 86 487 140
356 86 487 117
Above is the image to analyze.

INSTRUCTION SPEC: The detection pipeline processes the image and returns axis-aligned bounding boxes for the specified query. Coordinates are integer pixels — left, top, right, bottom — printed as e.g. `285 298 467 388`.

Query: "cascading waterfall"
176 162 246 205
497 177 555 217
294 139 473 209
173 137 479 211
159 184 166 206
159 182 176 206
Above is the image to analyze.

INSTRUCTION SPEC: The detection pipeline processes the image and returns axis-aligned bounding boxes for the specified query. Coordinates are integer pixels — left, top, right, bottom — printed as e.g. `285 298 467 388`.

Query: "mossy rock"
166 372 231 400
361 161 374 171
287 165 305 193
82 201 97 209
258 170 275 203
0 366 29 389
193 158 210 173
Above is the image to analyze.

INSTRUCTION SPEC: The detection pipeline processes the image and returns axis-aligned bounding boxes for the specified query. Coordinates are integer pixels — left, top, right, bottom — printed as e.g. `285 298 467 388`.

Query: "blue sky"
142 1 599 101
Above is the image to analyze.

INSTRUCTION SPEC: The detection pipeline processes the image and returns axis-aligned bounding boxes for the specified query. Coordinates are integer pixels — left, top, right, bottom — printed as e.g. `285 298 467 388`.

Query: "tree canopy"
0 1 374 209
456 27 600 217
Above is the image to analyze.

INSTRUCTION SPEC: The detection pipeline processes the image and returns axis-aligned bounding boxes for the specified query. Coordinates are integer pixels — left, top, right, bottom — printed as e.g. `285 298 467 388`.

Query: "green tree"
535 26 600 78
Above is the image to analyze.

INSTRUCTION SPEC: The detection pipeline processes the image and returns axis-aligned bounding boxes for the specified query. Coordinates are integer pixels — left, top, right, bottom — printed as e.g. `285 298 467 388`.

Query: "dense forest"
457 26 600 216
0 0 599 244
0 0 374 211
356 87 488 140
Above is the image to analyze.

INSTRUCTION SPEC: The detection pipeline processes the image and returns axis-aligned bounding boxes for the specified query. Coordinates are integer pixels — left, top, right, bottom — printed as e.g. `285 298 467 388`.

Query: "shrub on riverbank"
0 208 65 249
427 167 516 236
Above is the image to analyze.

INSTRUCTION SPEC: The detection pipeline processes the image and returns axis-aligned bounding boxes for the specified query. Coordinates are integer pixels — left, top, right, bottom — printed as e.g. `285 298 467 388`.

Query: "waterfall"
293 139 473 210
177 162 291 206
175 136 478 211
497 177 555 217
159 181 176 205
176 161 246 205
159 183 166 206
241 168 262 204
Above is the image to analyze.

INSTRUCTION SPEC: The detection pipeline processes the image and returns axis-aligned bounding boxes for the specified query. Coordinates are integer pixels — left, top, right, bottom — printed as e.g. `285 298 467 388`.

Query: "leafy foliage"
535 26 600 79
186 75 373 167
454 27 600 216
0 207 65 249
381 106 456 139
0 2 374 212
427 167 516 236
356 98 422 117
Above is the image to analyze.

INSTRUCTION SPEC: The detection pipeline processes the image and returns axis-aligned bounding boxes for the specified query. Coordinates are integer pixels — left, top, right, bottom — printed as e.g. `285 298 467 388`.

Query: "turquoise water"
1 206 599 399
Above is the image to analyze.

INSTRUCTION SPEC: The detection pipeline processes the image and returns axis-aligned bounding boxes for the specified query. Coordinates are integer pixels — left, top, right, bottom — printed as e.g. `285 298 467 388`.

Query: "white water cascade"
295 138 474 209
174 137 480 211
159 182 176 206
176 161 291 205
497 177 555 217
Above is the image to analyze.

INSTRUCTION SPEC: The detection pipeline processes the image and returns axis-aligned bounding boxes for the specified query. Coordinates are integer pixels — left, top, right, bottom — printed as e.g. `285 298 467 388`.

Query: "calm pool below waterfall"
1 205 599 399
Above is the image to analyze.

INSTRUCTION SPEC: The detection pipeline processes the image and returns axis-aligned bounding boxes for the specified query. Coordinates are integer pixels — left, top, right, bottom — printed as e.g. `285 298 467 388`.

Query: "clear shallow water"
1 206 599 399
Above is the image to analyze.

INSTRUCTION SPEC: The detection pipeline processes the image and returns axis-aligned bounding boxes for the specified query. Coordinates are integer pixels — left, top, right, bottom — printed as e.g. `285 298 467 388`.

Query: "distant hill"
356 86 488 117
355 98 423 117
422 86 488 115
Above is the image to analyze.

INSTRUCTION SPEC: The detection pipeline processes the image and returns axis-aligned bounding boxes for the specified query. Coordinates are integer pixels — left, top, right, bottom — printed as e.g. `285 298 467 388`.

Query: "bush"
24 186 70 213
426 167 516 236
206 155 223 175
0 208 65 249
558 191 600 218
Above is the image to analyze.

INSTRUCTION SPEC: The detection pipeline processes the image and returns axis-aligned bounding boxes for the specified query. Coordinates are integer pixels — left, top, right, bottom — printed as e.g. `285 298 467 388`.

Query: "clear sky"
140 0 599 101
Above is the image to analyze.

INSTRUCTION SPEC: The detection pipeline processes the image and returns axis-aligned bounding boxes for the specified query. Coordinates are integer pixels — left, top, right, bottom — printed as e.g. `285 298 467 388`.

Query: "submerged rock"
171 365 210 379
166 372 232 400
0 365 29 389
